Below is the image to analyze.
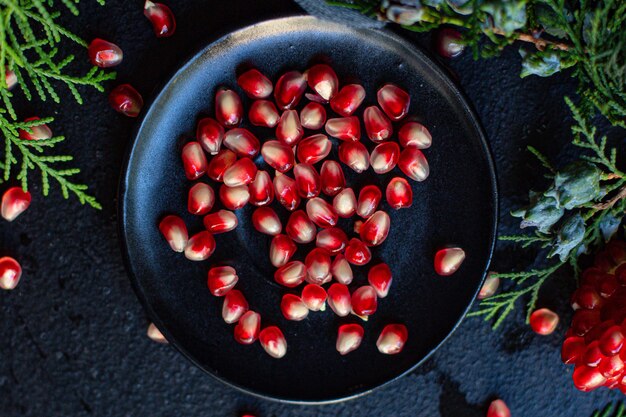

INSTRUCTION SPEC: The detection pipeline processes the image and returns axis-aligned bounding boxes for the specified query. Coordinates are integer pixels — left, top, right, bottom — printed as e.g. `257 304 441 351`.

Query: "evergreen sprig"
593 402 626 417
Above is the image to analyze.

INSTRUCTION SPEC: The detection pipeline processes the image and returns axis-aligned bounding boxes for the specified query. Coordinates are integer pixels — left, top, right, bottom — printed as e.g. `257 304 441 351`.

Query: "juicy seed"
316 227 348 254
398 122 432 149
181 142 207 180
305 92 327 103
306 64 339 101
327 283 352 317
360 211 391 247
144 1 176 37
286 210 317 244
147 323 168 344
377 83 410 121
351 285 378 317
249 100 280 128
333 188 357 218
376 324 408 354
368 263 393 298
330 84 366 116
276 110 304 146
370 142 400 174
223 128 260 158
487 399 511 417
325 116 361 141
188 183 215 215
599 325 624 355
109 84 143 117
573 366 606 391
331 255 354 285
1 186 31 221
398 147 430 181
344 238 372 266
357 185 382 218
18 117 53 140
269 234 297 268
262 140 295 173
274 174 301 211
215 88 243 127
306 197 339 228
203 210 238 234
252 207 282 236
219 184 250 210
339 141 370 173
274 261 307 288
435 28 465 59
248 170 275 206
281 294 310 321
234 310 261 345
159 215 188 252
305 248 332 285
529 308 560 335
223 158 258 188
87 38 123 68
5 71 17 90
184 231 216 261
478 271 500 299
0 257 22 290
300 102 327 130
207 266 239 296
297 134 331 165
259 326 288 359
386 177 413 209
237 69 273 99
561 336 586 364
336 323 364 355
207 149 237 181
302 284 327 311
320 161 346 197
274 71 306 110
434 247 465 276
294 163 322 198
363 106 393 142
222 289 249 324
196 117 224 155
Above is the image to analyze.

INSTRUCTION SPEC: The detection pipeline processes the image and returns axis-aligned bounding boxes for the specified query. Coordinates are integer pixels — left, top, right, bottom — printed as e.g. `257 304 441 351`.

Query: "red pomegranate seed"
237 69 273 99
222 289 248 324
184 231 216 261
0 257 22 290
352 285 378 317
368 263 392 298
207 149 237 181
294 163 321 198
529 308 559 335
344 238 372 266
249 100 279 128
571 309 601 336
181 142 207 180
370 142 400 174
339 141 370 173
386 177 413 209
274 71 306 110
19 116 52 140
320 161 346 197
333 188 357 218
599 325 624 355
223 158 257 187
297 134 331 165
203 210 238 233
360 211 390 247
248 170 274 206
215 88 243 127
274 261 307 288
207 266 238 296
600 355 624 378
487 399 511 417
281 294 309 321
300 102 327 130
330 84 366 116
109 84 143 117
146 323 167 344
599 275 619 298
331 255 353 284
259 326 287 359
325 116 361 141
144 1 176 37
159 215 188 252
399 122 432 149
377 324 408 354
261 140 295 173
572 285 602 310
306 64 338 101
87 38 123 68
316 227 348 254
196 117 224 155
377 84 410 121
5 70 16 90
573 365 606 391
188 183 214 216
585 320 615 345
305 248 332 285
223 128 259 158
478 271 500 299
270 234 297 268
306 197 338 228
363 106 393 142
276 110 304 146
302 284 327 311
219 184 249 210
274 174 301 211
435 28 465 59
434 247 465 276
252 207 282 236
1 187 31 221
305 92 327 103
285 210 316 244
357 185 382 218
398 147 429 181
327 283 352 317
562 336 586 364
336 323 364 355
234 310 261 345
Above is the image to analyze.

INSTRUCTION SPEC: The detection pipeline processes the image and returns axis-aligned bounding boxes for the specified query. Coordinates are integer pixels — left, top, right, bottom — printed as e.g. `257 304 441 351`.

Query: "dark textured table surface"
1 1 623 416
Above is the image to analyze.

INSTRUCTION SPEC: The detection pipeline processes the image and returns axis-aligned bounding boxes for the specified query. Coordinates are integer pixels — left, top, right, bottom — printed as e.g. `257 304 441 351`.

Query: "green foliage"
592 402 626 417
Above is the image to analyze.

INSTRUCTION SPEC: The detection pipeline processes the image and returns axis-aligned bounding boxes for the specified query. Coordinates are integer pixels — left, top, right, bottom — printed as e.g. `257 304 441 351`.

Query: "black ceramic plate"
119 16 498 403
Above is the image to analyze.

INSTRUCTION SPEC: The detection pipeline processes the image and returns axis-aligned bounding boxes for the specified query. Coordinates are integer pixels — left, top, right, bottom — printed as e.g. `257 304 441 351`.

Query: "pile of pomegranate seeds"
158 63 467 359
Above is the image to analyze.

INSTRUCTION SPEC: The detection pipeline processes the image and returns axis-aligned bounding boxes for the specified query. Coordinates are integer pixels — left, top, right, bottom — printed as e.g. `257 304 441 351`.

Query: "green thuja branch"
593 402 626 417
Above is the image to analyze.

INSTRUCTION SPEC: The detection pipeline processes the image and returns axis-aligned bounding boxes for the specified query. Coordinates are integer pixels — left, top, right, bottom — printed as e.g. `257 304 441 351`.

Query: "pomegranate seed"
274 174 301 211
305 248 332 285
259 326 287 359
435 28 465 59
0 257 22 290
573 365 606 391
144 1 176 37
370 142 400 174
109 84 143 117
274 261 307 288
562 336 586 364
219 184 249 210
302 284 327 311
196 117 224 155
325 116 361 141
207 149 237 181
203 210 238 233
529 308 559 335
398 147 429 181
336 323 364 355
320 161 346 197
352 285 378 317
583 342 606 366
368 263 392 298
305 92 327 103
249 100 279 128
333 188 357 218
285 210 316 244
281 294 309 321
572 285 602 310
357 185 382 218
184 231 216 261
360 211 391 247
306 64 338 101
363 106 393 142
377 84 410 121
237 69 273 99
344 238 372 266
19 117 52 140
248 170 274 206
297 134 331 165
270 234 297 268
599 325 624 355
252 207 282 236
386 177 413 210
1 187 31 221
294 163 321 198
207 266 238 296
338 141 369 173
222 289 248 324
5 70 16 90
600 354 624 378
223 128 259 157
181 142 207 180
276 110 304 146
327 283 352 317
434 247 465 276
330 84 366 116
188 183 214 216
331 255 353 284
377 324 408 354
487 399 511 417
316 227 348 254
146 322 168 344
300 102 327 130
478 271 500 299
600 275 619 298
159 215 188 252
306 197 338 228
234 310 261 345
274 71 306 110
571 309 601 336
261 140 295 173
223 157 258 187
399 122 432 149
87 38 123 68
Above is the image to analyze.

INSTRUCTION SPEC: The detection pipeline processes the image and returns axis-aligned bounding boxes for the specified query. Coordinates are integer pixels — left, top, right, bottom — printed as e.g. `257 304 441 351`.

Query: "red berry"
599 325 624 356
561 336 586 364
572 365 606 391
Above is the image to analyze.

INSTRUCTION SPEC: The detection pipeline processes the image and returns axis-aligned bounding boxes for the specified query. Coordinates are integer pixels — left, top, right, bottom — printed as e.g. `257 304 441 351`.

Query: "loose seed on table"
222 289 249 324
281 294 309 321
376 324 408 354
147 322 168 344
234 310 261 345
433 247 465 276
1 186 31 221
109 84 143 117
184 231 216 261
143 0 176 37
0 256 22 290
259 326 287 359
477 271 500 300
530 308 559 336
88 38 123 68
385 177 413 209
159 215 188 252
486 399 511 417
207 266 239 296
336 323 364 355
